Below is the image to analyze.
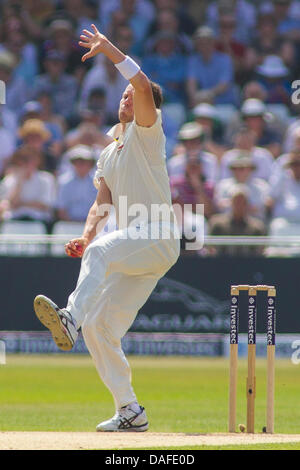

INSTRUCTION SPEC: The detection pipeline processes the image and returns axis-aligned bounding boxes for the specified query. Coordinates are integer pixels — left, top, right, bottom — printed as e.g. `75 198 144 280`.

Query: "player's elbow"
131 71 151 93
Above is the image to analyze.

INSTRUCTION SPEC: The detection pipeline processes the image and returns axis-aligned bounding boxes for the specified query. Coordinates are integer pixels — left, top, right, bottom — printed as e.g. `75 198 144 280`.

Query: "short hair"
150 81 163 109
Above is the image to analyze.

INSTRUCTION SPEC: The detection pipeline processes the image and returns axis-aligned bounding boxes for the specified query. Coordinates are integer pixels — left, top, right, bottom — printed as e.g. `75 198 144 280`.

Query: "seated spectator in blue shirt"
142 32 187 106
32 50 79 121
270 0 300 41
56 145 97 222
186 26 238 108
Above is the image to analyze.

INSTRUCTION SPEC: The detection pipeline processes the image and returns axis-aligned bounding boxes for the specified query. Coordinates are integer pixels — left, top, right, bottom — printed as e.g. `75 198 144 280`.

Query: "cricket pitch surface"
1 432 300 450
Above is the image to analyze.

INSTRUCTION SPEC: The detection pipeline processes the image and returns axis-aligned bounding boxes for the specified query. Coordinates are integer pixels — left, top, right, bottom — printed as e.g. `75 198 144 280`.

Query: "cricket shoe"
96 403 149 432
33 295 78 351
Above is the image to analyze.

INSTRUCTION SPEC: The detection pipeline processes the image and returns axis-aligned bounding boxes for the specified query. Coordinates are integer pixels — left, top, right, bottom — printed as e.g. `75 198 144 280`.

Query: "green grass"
0 355 300 438
120 443 300 450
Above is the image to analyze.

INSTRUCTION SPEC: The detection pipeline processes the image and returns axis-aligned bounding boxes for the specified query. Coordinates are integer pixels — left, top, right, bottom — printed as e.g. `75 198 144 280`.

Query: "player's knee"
84 242 107 264
81 315 97 336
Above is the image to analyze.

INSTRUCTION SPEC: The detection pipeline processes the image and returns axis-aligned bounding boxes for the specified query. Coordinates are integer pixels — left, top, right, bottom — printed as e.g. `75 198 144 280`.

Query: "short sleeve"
93 152 106 189
133 110 166 165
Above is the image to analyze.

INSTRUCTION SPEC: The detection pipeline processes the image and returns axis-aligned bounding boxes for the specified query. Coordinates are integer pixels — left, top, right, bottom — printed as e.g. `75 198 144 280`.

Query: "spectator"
255 55 291 107
267 150 300 225
270 134 299 181
0 1 44 41
111 24 136 57
32 50 79 121
186 26 238 108
0 108 16 177
152 0 197 37
220 125 275 181
142 31 187 125
214 12 249 85
73 0 103 36
18 118 57 173
105 0 152 56
209 185 266 256
57 0 94 35
61 121 111 176
247 13 295 72
64 117 111 152
0 101 17 136
0 145 56 230
227 87 287 141
20 100 65 159
206 0 257 45
214 154 270 220
0 50 28 117
283 108 300 153
42 19 88 83
99 0 155 33
168 122 218 185
242 81 268 102
79 56 128 125
240 98 282 157
145 8 193 55
56 145 97 222
269 0 300 41
170 152 215 220
0 18 39 87
193 103 227 160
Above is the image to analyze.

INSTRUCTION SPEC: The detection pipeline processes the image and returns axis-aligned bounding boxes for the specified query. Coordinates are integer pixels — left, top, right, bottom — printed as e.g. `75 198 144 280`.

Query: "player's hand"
78 24 108 62
65 238 89 258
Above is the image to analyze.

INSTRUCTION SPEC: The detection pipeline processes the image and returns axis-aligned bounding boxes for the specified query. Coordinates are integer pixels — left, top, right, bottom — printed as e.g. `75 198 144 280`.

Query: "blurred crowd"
1 0 300 256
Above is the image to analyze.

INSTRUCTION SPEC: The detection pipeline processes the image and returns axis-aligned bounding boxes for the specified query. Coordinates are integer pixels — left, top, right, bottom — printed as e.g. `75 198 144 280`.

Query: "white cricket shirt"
94 111 177 230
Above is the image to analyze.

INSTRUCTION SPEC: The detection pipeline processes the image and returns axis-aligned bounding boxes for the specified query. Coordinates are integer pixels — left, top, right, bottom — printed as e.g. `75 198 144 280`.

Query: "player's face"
119 85 134 123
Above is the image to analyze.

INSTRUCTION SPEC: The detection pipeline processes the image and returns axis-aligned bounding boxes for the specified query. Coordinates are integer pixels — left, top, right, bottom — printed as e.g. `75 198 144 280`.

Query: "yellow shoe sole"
33 295 73 351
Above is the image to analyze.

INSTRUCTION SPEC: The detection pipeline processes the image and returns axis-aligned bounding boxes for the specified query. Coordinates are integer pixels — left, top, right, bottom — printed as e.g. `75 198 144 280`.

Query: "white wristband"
115 56 140 80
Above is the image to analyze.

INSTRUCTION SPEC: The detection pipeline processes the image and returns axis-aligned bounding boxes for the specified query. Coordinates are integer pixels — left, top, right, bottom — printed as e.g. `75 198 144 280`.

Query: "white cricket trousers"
66 222 179 410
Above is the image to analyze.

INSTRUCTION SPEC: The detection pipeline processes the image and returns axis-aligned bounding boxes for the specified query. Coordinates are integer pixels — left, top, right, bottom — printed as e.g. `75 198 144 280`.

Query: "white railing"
0 234 300 246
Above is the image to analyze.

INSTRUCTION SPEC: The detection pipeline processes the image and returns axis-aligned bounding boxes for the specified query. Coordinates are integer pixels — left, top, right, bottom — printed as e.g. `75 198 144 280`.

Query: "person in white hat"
240 98 282 158
167 121 219 185
214 153 270 220
193 103 227 160
220 125 275 181
255 55 291 108
33 24 180 433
